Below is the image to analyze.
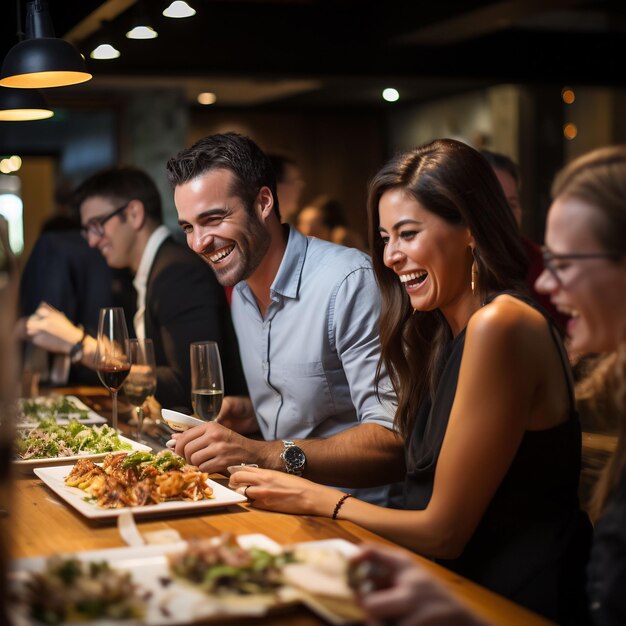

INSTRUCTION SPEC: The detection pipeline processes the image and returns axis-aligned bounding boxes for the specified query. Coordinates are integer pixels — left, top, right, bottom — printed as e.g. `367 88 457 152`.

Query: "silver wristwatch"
280 440 306 476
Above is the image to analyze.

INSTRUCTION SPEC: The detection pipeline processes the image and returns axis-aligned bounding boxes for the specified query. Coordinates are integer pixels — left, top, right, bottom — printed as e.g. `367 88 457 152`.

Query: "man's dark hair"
166 132 280 219
73 166 163 223
268 154 298 184
480 149 522 189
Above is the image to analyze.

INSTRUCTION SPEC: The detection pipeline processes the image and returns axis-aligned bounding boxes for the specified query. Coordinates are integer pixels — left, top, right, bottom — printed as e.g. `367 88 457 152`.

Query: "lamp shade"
0 0 92 89
163 1 196 18
0 86 53 121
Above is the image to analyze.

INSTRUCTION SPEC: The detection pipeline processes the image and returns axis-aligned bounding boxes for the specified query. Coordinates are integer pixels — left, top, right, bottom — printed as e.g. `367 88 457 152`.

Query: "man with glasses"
24 166 247 411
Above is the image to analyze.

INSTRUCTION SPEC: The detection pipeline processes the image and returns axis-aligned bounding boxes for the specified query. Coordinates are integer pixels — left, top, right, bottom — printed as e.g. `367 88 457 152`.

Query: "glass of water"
190 341 224 421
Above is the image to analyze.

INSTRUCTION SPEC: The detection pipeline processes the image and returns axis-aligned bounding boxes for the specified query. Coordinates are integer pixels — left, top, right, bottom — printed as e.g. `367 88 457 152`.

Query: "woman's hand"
228 466 341 517
351 544 488 626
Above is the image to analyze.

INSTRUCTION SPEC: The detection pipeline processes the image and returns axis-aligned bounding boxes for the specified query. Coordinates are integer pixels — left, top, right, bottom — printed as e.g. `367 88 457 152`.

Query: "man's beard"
210 211 271 287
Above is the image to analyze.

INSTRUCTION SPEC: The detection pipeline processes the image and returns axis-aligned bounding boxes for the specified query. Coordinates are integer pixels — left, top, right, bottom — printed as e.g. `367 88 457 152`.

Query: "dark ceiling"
2 0 626 108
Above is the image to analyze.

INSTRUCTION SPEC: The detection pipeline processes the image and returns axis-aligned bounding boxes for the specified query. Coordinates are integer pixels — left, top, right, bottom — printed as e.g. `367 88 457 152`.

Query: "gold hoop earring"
471 260 478 296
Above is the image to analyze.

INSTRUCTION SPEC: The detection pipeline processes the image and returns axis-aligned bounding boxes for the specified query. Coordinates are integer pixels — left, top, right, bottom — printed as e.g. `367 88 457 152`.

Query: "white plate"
161 408 206 432
8 541 270 626
17 395 107 428
34 464 247 519
14 437 152 473
8 536 362 626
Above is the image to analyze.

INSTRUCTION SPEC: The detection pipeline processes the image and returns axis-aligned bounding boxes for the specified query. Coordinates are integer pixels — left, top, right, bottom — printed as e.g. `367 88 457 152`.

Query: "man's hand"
172 421 266 474
23 303 83 355
215 396 259 434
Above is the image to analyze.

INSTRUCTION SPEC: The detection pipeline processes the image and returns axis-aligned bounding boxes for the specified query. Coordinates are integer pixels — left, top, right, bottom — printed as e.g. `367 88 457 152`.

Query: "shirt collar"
234 225 307 304
133 225 170 292
270 225 307 299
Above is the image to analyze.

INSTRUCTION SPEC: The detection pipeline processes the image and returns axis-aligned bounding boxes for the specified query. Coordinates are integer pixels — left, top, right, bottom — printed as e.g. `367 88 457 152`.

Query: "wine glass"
95 307 130 432
190 341 224 421
124 338 157 443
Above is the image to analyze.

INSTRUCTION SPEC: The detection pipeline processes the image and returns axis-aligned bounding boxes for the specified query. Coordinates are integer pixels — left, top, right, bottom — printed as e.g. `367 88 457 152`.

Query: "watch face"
284 445 306 470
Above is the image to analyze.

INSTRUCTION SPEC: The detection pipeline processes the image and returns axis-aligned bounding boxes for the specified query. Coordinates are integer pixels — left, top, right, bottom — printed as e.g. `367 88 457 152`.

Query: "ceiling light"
90 44 121 60
7 156 22 171
561 87 576 105
563 123 578 140
0 86 53 121
126 26 158 39
163 1 196 18
382 88 400 102
0 156 23 172
197 92 217 105
0 0 92 89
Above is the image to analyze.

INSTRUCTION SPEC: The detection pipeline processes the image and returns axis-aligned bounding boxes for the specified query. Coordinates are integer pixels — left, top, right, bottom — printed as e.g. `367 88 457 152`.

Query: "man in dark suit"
24 167 246 411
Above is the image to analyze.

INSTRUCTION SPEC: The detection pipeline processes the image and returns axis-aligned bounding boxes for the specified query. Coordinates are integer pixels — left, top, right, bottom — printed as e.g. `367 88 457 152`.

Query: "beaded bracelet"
332 493 353 520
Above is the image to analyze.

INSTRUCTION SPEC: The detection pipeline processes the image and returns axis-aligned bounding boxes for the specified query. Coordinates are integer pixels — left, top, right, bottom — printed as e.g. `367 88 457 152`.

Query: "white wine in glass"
95 307 130 432
190 341 224 421
124 338 157 443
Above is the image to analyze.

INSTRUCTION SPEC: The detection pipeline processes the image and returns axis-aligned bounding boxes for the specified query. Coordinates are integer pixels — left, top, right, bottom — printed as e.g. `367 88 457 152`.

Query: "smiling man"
24 166 247 411
166 132 404 505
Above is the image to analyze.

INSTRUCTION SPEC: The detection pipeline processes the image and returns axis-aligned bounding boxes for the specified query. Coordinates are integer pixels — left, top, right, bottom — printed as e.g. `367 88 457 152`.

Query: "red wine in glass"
96 307 130 432
97 364 131 392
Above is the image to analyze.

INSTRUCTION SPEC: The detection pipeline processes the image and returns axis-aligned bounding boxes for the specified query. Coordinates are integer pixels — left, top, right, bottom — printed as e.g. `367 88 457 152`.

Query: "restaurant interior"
1 1 626 625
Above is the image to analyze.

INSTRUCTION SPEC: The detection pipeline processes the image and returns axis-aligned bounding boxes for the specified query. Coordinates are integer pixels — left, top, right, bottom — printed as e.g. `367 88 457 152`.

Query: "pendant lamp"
0 86 53 121
0 0 92 89
163 1 196 19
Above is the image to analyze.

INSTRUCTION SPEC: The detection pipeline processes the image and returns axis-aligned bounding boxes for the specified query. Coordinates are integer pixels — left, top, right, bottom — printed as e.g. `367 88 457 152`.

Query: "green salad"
169 534 295 595
19 555 146 624
18 396 90 424
15 419 132 460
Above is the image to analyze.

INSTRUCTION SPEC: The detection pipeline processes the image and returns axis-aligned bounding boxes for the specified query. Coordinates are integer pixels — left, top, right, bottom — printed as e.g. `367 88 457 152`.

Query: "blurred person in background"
22 166 246 412
0 214 18 624
481 149 568 333
268 154 305 224
536 145 626 626
296 194 365 250
19 180 123 386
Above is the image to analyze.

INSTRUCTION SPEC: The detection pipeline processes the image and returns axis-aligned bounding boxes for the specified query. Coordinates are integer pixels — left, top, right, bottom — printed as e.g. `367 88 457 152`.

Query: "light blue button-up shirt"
231 227 397 504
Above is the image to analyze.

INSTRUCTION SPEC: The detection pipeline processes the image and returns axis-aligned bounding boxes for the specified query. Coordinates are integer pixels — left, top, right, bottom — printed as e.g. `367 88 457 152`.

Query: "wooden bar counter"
8 388 555 626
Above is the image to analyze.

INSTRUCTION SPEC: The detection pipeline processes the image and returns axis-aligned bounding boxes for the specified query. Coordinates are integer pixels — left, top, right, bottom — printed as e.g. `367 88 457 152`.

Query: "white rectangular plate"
9 536 360 626
17 395 107 427
34 464 247 519
14 437 152 473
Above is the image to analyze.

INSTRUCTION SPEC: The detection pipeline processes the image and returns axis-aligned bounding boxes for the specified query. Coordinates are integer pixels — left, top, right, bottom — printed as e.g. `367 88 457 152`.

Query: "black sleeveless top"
403 292 592 625
587 468 626 626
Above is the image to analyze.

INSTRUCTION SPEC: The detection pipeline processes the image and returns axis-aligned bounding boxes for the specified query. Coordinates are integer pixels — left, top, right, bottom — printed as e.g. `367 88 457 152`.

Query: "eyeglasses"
541 245 623 284
81 203 129 239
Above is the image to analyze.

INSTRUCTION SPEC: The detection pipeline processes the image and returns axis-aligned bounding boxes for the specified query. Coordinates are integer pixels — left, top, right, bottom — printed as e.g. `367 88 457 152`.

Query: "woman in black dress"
349 145 626 626
230 139 591 623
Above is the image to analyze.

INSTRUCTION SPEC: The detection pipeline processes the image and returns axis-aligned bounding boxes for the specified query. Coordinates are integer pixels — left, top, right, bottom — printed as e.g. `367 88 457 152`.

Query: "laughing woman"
535 146 626 625
230 139 591 623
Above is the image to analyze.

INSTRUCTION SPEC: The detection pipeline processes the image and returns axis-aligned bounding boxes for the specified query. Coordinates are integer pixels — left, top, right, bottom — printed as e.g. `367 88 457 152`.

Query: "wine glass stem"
111 389 118 432
136 406 144 442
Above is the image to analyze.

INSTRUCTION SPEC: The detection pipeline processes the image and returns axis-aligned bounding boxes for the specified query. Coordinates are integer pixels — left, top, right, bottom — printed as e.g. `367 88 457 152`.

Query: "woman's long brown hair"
367 139 527 438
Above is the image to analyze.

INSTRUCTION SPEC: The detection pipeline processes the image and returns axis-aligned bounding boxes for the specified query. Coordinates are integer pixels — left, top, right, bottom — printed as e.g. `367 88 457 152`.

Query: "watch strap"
69 326 87 363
